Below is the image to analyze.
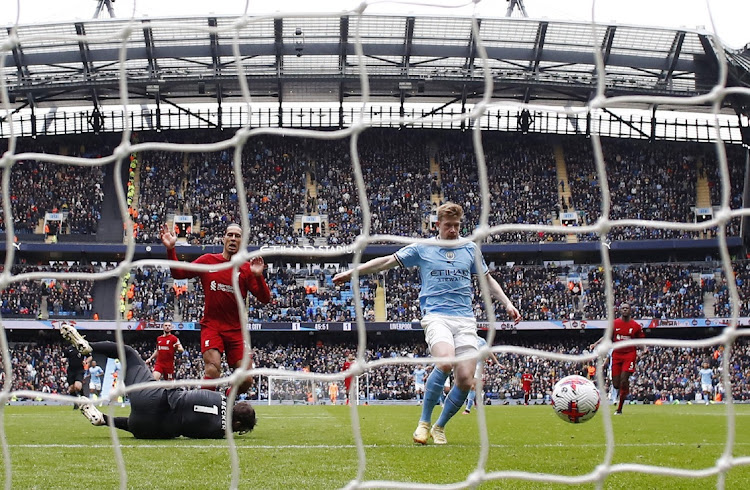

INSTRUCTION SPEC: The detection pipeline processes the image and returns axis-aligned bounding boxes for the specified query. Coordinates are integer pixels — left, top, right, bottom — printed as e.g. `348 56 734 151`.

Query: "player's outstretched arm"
486 274 521 323
249 256 265 276
333 255 399 284
160 223 177 250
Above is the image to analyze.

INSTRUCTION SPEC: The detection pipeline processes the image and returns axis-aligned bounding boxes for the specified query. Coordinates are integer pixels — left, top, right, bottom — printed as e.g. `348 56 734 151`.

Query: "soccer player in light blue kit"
463 336 500 414
698 361 714 405
334 202 521 444
88 360 105 400
413 365 427 402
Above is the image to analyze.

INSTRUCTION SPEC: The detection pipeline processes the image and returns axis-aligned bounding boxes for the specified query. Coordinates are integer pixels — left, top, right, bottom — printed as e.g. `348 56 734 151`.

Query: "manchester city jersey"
394 238 488 318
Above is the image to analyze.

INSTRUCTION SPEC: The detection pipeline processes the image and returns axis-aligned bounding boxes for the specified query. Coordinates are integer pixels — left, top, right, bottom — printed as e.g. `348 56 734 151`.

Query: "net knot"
466 470 484 486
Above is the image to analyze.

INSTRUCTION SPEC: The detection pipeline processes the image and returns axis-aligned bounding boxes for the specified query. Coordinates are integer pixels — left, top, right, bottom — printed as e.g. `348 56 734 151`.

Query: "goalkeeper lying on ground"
60 323 256 439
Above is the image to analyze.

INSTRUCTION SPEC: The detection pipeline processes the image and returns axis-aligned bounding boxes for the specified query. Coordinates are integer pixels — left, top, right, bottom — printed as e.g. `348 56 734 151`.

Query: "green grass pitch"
2 403 750 489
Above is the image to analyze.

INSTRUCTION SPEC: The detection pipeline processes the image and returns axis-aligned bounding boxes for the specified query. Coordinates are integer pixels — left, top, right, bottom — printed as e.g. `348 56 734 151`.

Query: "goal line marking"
10 442 750 450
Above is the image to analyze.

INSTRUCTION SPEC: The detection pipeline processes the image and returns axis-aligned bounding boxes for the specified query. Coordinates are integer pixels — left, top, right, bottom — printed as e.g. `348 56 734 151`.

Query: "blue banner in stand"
5 317 750 332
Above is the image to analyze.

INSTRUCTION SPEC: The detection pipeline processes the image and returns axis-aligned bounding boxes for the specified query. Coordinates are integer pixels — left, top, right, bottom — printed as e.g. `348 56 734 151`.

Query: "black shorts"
67 370 85 386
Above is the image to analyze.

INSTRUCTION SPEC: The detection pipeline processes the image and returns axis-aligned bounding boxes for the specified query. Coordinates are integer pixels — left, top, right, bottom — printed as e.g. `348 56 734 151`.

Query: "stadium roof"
2 14 749 114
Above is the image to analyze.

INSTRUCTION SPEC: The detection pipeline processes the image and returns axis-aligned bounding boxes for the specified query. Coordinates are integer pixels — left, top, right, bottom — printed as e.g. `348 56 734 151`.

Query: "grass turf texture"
2 404 749 489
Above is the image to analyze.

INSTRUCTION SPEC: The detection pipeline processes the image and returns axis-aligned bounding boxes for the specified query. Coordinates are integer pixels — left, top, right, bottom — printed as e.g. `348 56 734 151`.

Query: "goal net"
1 0 750 489
266 375 361 405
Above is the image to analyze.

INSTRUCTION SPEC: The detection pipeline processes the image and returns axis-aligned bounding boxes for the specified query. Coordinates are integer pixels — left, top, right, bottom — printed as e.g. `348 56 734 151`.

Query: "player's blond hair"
437 202 464 222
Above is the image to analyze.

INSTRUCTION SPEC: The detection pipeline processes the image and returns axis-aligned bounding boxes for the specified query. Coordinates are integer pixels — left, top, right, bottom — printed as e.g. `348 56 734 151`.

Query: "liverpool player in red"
147 322 185 381
161 223 271 394
590 302 645 415
342 353 355 405
521 368 533 405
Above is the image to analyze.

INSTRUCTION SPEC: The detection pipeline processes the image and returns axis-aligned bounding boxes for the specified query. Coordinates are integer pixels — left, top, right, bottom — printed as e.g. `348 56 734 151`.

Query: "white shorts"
90 382 102 391
421 314 478 356
414 382 425 392
702 383 712 393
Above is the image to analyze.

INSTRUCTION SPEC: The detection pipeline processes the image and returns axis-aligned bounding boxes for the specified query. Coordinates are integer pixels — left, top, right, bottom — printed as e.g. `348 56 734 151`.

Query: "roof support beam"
142 21 158 78
460 84 468 131
75 23 100 109
403 17 415 78
208 17 223 129
530 21 548 73
601 106 650 139
660 31 685 85
338 81 344 129
399 89 406 128
6 27 36 110
275 18 284 126
339 17 349 76
698 34 720 70
524 22 546 105
601 26 617 66
413 95 462 123
159 96 218 128
465 19 481 75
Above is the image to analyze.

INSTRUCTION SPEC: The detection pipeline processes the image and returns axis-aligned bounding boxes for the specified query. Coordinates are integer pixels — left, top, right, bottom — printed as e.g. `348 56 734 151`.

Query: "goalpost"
1 0 750 489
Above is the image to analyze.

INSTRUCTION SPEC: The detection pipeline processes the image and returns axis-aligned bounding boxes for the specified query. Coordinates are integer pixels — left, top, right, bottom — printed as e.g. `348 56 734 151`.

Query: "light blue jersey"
699 368 713 386
394 239 488 318
413 367 426 385
477 337 487 349
89 365 104 385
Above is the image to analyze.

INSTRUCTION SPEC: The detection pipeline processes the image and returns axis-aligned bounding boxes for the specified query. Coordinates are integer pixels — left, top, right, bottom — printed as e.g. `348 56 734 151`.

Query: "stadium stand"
2 336 744 404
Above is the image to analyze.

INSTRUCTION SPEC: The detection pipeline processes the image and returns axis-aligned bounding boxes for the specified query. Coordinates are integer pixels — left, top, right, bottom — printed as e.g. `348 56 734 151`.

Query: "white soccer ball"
552 375 600 424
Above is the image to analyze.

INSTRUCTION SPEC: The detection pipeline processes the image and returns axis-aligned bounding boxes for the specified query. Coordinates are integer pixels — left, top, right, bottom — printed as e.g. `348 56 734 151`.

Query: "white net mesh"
1 1 750 489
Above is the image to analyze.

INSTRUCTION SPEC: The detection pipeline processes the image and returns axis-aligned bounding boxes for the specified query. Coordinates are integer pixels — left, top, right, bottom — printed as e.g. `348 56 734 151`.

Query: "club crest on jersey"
444 251 455 261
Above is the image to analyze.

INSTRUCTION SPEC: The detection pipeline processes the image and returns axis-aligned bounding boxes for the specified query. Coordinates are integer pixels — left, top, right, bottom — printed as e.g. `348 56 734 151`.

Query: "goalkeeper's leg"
89 341 154 386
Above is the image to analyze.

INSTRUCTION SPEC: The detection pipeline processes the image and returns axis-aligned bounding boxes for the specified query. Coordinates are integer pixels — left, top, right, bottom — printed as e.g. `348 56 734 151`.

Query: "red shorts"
345 376 353 391
522 384 531 393
153 363 175 380
611 353 637 378
200 326 247 367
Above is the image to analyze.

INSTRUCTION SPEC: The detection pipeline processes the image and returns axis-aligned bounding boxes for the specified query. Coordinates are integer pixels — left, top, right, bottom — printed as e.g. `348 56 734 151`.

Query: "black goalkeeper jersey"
164 389 227 439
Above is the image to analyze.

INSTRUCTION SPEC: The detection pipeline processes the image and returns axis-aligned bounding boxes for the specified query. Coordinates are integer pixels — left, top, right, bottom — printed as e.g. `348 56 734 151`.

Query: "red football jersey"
168 249 271 330
522 373 533 388
155 334 180 365
612 318 644 356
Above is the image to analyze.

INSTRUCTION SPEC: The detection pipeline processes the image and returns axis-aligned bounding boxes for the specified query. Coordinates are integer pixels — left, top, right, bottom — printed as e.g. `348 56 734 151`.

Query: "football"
551 375 600 423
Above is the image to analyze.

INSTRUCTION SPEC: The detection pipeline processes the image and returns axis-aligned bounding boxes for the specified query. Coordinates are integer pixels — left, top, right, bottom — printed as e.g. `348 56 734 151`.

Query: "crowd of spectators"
0 138 106 236
583 263 705 320
2 336 747 404
312 131 435 244
1 131 745 246
713 260 750 317
436 134 563 243
132 151 186 243
183 138 307 247
467 262 708 322
0 261 94 318
702 146 745 237
127 267 176 322
2 259 725 323
563 138 744 241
